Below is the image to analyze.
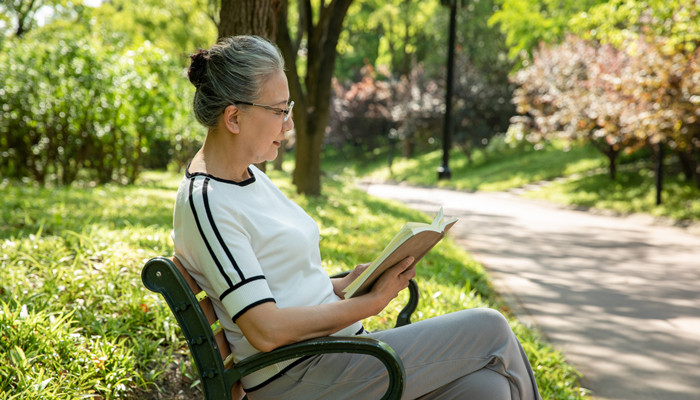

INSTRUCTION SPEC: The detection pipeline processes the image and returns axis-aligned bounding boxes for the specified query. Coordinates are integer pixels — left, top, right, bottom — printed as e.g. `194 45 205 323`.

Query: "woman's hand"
332 262 371 297
365 256 416 314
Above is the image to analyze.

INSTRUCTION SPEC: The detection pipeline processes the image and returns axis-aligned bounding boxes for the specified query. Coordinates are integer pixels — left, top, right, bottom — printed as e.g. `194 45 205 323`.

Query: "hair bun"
188 49 209 87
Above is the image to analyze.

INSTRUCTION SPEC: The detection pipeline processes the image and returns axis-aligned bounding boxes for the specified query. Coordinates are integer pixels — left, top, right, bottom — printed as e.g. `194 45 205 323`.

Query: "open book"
343 207 458 299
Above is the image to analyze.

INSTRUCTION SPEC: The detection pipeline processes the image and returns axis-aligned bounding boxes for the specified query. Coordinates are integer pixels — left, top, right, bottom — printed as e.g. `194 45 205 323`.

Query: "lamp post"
438 0 458 180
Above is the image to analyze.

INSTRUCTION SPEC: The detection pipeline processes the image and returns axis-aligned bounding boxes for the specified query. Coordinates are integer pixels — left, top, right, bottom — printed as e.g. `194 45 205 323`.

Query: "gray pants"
249 308 543 400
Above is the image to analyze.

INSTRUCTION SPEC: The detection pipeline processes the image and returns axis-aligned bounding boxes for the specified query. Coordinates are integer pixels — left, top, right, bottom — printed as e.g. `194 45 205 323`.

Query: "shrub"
0 29 197 185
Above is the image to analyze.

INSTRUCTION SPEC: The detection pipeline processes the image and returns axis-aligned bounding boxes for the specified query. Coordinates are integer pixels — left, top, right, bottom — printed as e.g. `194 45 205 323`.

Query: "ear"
222 105 241 134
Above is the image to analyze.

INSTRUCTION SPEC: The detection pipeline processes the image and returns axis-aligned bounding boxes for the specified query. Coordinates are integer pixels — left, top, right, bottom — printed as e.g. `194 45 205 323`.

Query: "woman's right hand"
366 256 416 313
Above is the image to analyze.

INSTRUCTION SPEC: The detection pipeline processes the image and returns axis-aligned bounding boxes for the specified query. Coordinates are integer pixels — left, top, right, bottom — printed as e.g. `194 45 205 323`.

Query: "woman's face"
237 70 294 164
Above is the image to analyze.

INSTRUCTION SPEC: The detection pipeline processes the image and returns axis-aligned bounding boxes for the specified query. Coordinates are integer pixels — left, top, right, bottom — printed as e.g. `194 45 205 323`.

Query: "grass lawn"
524 168 700 222
328 141 699 222
326 140 606 192
0 170 589 399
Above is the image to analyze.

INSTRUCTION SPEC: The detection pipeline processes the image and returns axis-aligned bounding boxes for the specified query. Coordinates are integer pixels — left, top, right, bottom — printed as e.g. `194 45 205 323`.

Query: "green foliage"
330 0 517 169
456 0 515 77
338 0 513 81
569 0 700 53
0 170 588 399
83 0 217 65
0 28 197 185
337 0 443 80
1 0 68 37
490 0 700 66
489 0 606 60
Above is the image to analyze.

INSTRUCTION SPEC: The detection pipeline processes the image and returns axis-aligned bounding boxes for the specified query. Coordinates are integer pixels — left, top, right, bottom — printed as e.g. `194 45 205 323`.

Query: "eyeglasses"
234 100 294 122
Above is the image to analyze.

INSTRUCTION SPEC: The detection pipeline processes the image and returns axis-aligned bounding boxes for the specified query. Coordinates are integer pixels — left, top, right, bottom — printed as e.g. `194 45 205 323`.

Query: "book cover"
343 207 458 299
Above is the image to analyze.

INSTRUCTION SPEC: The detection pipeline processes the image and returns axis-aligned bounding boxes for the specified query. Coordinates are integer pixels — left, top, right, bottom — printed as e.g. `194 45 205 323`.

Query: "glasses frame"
234 100 294 122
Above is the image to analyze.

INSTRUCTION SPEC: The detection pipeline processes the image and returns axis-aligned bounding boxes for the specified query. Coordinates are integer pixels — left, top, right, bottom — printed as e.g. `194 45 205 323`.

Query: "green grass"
326 140 606 191
525 169 700 221
325 140 699 222
0 170 589 399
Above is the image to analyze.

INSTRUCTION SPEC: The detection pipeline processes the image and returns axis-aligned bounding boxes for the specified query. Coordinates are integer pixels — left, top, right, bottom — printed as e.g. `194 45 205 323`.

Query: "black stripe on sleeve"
202 178 247 280
231 298 276 323
189 177 235 288
220 275 267 301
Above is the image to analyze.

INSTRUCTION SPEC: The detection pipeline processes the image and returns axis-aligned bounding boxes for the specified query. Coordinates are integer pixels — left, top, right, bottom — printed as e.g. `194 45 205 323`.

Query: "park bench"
141 256 420 400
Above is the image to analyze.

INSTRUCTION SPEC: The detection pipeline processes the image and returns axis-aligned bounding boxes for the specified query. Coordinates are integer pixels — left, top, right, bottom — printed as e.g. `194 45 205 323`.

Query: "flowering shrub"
511 34 700 185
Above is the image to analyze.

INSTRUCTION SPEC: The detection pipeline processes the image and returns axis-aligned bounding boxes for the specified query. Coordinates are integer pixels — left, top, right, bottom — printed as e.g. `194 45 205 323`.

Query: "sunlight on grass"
525 170 700 221
347 141 605 192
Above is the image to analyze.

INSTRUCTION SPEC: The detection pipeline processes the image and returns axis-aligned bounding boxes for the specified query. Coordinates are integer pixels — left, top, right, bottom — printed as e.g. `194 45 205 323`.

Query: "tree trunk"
276 0 354 195
606 145 618 181
219 0 279 39
677 149 700 189
678 149 700 189
678 150 694 181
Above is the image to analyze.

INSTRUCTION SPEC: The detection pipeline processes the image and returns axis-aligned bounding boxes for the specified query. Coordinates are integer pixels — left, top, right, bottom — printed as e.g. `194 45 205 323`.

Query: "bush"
0 29 198 185
327 65 444 160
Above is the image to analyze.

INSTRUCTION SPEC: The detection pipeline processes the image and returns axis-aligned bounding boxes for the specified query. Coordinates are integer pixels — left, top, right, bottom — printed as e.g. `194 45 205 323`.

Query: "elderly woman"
172 35 542 400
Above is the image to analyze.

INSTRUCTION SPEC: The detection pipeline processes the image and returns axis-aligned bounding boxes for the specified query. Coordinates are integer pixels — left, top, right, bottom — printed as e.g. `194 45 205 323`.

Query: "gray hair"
187 35 285 128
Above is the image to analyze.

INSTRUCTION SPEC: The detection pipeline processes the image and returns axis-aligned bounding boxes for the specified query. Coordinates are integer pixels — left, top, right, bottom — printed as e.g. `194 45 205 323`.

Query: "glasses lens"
284 101 295 122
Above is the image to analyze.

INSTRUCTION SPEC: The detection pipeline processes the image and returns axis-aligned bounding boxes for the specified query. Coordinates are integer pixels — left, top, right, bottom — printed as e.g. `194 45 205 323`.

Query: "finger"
401 267 416 279
398 256 414 271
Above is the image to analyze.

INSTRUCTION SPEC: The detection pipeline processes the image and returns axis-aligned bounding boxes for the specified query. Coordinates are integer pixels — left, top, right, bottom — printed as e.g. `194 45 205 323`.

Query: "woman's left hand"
332 262 371 297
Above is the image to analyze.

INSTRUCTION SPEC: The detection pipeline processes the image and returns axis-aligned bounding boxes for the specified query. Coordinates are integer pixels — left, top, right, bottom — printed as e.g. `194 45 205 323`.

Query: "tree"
219 0 279 39
3 0 48 37
511 36 641 179
488 0 607 61
618 37 700 188
336 0 443 81
276 0 354 195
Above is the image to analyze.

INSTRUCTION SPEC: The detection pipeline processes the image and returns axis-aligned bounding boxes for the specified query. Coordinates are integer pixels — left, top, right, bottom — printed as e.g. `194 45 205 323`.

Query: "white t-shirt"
172 165 363 390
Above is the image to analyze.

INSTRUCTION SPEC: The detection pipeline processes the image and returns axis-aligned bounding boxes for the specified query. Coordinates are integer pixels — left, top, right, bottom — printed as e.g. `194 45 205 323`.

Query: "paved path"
364 183 700 400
